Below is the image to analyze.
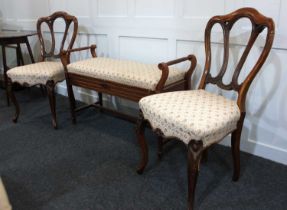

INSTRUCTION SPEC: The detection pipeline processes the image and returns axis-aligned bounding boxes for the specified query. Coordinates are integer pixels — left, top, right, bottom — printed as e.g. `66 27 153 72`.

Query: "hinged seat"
68 57 186 91
61 43 197 123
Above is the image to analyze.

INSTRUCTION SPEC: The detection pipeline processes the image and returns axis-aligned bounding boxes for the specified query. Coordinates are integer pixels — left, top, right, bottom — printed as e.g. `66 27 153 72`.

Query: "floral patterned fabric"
139 90 241 147
0 178 12 210
7 62 65 86
67 57 186 90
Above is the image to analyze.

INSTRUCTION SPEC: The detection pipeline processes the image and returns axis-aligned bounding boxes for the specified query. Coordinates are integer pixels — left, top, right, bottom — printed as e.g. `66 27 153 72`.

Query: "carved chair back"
37 11 78 63
198 7 274 112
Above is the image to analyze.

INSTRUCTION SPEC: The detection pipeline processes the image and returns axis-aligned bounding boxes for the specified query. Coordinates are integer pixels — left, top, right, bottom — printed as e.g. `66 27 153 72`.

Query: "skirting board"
56 84 287 166
220 137 287 166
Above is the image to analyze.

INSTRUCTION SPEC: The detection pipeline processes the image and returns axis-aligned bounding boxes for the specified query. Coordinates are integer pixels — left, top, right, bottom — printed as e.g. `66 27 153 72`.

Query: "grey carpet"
0 88 286 210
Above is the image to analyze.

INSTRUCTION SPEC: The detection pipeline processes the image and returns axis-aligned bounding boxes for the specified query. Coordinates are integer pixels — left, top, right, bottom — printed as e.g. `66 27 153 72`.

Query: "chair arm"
156 54 197 91
60 44 97 72
64 44 97 56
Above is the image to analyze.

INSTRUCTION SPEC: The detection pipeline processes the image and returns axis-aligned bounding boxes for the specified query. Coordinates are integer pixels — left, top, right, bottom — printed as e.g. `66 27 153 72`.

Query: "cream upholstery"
0 178 12 210
7 61 64 86
139 90 241 147
67 57 186 90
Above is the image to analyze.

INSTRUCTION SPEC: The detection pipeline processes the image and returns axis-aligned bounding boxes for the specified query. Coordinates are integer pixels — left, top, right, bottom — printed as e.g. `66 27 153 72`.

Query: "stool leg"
98 92 103 106
7 78 20 123
65 77 76 124
46 81 57 129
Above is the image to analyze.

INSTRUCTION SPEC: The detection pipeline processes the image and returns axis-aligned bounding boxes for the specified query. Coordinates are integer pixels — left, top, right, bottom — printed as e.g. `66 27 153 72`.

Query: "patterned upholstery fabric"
7 61 64 86
67 57 186 90
139 90 241 147
0 178 12 210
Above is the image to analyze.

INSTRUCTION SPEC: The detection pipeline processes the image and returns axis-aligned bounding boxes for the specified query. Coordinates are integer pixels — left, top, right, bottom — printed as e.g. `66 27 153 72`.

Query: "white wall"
0 0 286 165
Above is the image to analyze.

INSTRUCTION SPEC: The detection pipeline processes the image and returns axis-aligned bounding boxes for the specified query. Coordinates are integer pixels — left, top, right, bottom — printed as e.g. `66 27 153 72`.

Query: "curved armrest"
65 44 97 56
156 54 197 91
60 44 97 69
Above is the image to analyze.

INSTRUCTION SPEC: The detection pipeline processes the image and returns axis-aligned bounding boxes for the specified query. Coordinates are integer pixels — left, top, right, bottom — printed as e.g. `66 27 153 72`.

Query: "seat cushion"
7 61 64 86
67 57 186 90
139 90 241 147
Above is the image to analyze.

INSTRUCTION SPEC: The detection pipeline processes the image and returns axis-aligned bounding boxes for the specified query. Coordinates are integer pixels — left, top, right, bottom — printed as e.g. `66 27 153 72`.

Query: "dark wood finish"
46 80 57 129
7 11 78 128
231 112 245 181
187 140 204 210
61 44 197 122
37 12 78 62
7 78 19 123
136 111 148 174
0 31 36 105
136 8 275 210
199 8 274 112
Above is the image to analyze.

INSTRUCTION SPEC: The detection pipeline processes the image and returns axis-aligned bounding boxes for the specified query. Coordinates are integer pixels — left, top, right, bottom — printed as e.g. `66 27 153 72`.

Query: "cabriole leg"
187 140 204 210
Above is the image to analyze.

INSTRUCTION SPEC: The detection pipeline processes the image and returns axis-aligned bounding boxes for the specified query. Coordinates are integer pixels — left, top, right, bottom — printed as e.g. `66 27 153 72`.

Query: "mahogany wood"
7 11 78 128
136 7 275 210
46 80 57 129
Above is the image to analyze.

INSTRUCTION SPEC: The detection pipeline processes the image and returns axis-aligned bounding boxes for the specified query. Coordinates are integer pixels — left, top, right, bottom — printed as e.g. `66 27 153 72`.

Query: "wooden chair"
7 11 78 128
136 8 274 210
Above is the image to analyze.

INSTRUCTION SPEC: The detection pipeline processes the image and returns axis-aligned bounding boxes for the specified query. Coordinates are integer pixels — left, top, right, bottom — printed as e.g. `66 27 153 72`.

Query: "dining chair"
136 7 274 210
7 11 78 128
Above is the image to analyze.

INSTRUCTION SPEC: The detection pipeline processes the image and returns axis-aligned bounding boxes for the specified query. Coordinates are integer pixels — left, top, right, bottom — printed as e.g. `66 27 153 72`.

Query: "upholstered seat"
140 90 240 147
67 57 186 90
7 61 64 86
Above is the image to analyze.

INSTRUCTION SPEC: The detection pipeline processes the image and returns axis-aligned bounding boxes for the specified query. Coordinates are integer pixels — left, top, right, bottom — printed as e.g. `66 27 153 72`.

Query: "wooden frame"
136 8 275 210
7 11 78 128
61 46 197 123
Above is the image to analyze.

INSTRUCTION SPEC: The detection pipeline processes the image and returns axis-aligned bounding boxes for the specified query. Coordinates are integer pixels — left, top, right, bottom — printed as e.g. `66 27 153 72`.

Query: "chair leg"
157 136 163 159
136 111 148 174
187 140 204 210
201 149 208 163
98 92 103 106
4 75 10 107
231 113 245 181
46 81 57 129
2 45 10 106
65 78 76 124
7 78 20 123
